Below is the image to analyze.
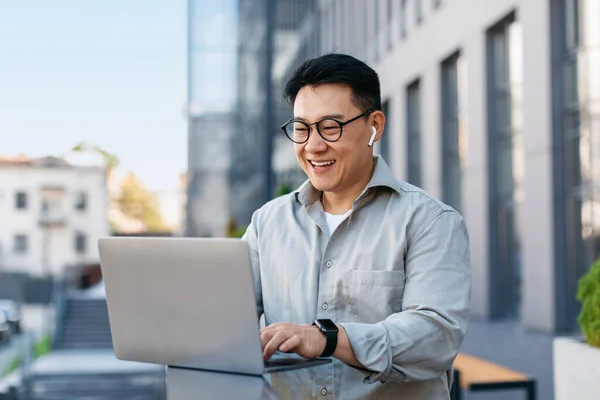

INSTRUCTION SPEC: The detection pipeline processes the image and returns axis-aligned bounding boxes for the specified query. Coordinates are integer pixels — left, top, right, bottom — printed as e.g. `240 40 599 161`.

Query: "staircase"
53 298 113 350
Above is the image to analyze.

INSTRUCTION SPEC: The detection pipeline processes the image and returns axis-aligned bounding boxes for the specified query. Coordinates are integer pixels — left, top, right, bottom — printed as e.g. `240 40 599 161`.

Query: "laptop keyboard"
264 357 310 367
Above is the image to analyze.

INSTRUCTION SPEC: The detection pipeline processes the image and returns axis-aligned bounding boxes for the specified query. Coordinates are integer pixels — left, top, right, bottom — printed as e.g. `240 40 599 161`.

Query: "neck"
322 159 376 215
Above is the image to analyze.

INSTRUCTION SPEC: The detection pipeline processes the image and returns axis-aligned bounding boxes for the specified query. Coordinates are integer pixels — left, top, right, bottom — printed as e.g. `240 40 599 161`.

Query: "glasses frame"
281 108 375 144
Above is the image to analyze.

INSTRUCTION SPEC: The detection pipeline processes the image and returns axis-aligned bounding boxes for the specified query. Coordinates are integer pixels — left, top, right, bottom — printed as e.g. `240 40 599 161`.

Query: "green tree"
71 142 120 170
578 257 600 348
277 183 292 197
117 172 167 232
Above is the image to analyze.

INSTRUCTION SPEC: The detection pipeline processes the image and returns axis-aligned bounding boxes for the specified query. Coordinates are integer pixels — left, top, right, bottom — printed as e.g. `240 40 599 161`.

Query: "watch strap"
313 320 338 358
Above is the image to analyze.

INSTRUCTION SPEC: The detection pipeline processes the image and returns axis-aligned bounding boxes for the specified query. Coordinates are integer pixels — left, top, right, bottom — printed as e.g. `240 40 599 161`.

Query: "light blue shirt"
243 156 472 399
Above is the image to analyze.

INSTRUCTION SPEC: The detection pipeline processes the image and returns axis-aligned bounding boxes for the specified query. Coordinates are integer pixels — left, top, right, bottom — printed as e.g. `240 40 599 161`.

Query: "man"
243 54 471 399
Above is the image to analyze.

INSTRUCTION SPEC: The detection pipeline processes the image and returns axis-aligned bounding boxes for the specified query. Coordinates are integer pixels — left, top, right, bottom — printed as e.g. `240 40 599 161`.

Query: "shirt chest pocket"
347 270 405 323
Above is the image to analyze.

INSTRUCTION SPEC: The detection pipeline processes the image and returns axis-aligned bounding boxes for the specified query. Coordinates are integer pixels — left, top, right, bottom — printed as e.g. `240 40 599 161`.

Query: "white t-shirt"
325 210 352 237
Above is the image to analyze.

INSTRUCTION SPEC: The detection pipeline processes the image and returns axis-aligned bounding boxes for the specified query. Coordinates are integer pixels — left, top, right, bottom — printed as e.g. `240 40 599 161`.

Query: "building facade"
187 0 598 333
0 156 110 276
186 0 317 236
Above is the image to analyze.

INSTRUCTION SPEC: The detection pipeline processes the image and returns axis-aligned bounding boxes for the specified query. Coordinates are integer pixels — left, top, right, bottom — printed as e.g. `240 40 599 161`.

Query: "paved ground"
460 318 561 400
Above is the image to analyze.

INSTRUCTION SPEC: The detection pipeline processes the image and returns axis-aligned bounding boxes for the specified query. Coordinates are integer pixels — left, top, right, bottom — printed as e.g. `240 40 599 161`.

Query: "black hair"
283 53 381 112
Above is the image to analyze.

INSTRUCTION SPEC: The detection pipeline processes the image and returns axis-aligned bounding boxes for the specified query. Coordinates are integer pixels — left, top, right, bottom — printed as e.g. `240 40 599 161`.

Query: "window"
441 52 465 212
380 100 391 162
487 14 524 319
565 0 579 51
13 235 28 254
555 0 600 329
75 192 87 211
340 0 346 51
406 79 422 187
374 0 381 61
415 0 423 24
332 0 338 50
15 191 27 209
400 0 407 38
386 0 393 50
364 0 369 60
75 231 87 254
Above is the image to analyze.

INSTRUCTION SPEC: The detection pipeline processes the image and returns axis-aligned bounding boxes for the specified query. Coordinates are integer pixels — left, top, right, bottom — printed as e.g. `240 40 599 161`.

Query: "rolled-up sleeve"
242 210 264 318
339 210 471 383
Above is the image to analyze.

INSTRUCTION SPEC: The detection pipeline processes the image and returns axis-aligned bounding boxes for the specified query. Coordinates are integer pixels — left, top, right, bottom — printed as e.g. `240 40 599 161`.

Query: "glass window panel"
591 197 600 259
374 0 380 60
450 161 462 209
415 0 423 23
567 134 583 189
582 0 600 47
190 52 238 114
511 87 524 131
564 60 579 107
444 121 459 153
400 0 407 38
583 49 600 103
332 0 338 48
380 100 391 161
387 0 393 49
565 0 579 50
487 17 524 318
565 111 582 132
442 54 462 210
591 119 600 184
190 0 239 48
508 22 524 85
364 0 369 59
492 31 508 89
567 195 584 267
407 81 421 186
495 95 510 133
581 198 595 261
497 136 515 198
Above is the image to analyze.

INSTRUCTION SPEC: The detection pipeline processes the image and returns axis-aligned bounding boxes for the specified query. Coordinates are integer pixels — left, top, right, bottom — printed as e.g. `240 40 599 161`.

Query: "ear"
369 110 386 144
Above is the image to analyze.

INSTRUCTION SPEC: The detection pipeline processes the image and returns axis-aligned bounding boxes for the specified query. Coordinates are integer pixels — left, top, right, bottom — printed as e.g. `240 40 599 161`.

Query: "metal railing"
50 270 68 350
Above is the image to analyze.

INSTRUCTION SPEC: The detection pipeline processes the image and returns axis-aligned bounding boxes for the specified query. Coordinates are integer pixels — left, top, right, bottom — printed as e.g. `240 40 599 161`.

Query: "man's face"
293 83 378 194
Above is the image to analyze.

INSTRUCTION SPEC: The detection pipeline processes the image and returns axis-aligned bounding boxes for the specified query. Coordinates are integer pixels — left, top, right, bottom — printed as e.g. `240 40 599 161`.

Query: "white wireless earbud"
368 126 377 147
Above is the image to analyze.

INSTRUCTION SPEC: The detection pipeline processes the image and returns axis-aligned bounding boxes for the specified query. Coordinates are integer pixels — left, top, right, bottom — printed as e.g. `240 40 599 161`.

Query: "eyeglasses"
281 109 375 144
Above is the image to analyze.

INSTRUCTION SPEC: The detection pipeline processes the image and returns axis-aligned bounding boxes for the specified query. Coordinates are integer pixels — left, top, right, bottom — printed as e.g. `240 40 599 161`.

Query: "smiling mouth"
309 160 336 168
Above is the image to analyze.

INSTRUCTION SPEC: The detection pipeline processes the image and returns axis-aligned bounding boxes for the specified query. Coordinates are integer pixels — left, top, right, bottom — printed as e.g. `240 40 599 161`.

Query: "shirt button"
325 261 332 268
321 303 328 310
321 388 328 396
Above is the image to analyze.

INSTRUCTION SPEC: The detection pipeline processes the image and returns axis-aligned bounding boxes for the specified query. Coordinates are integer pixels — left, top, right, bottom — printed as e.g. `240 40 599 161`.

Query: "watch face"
316 319 338 331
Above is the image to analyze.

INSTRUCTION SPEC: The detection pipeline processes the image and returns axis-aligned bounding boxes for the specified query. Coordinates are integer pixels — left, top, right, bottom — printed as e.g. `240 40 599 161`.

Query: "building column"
519 0 557 332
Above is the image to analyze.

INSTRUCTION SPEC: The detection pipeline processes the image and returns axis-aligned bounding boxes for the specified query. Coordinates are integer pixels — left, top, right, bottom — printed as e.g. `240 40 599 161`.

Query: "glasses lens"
285 121 309 143
317 119 342 141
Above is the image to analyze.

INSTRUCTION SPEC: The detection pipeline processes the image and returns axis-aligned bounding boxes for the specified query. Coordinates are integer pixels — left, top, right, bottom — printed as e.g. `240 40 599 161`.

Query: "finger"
260 329 276 349
279 335 301 353
263 331 289 360
261 322 290 333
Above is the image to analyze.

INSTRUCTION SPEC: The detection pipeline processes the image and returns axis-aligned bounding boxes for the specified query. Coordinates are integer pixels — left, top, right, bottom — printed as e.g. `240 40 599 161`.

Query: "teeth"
311 160 335 167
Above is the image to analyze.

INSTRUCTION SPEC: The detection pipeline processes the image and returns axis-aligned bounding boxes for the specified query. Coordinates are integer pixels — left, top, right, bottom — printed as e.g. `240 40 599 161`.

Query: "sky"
0 0 188 191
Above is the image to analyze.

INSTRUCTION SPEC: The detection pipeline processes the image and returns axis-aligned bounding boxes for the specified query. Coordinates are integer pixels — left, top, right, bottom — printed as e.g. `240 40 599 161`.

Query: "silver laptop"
98 237 330 375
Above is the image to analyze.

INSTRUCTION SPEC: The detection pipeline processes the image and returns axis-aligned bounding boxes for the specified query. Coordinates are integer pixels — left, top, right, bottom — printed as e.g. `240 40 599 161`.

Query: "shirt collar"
294 155 402 207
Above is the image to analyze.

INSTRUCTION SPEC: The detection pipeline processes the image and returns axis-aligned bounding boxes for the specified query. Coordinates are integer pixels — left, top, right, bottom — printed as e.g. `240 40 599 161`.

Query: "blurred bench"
451 353 536 400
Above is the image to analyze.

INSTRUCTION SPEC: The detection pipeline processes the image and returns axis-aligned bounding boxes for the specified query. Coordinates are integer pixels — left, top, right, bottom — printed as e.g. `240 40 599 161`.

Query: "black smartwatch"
313 319 339 358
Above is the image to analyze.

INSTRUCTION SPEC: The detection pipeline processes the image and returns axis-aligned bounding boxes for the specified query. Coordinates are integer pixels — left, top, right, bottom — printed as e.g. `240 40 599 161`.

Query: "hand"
260 322 326 360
